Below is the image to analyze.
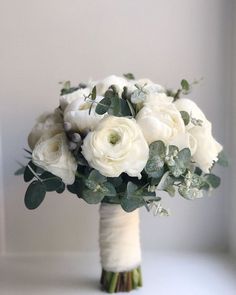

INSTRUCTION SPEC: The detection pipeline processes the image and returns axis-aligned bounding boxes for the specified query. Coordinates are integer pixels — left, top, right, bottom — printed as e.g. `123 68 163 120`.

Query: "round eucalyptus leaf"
24 181 46 210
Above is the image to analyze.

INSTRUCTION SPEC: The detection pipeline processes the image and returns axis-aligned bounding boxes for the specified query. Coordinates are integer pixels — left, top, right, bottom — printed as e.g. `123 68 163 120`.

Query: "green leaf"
102 182 116 196
56 183 65 194
42 178 63 192
120 182 146 212
23 148 32 155
67 179 82 195
95 97 111 115
14 165 25 176
217 151 229 167
123 73 135 80
205 174 221 188
24 181 46 210
178 186 203 200
108 96 121 116
120 99 132 116
24 161 37 182
180 111 190 126
145 156 165 178
149 141 166 157
91 86 97 100
82 189 105 204
169 148 191 177
145 141 166 178
181 79 190 92
88 170 106 184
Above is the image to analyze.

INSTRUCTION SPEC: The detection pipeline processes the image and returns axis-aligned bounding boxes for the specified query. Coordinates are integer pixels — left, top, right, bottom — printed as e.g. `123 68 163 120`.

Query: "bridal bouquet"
16 74 227 293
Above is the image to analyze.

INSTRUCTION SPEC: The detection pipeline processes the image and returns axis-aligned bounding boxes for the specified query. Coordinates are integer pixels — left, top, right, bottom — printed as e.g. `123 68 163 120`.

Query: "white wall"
0 0 232 254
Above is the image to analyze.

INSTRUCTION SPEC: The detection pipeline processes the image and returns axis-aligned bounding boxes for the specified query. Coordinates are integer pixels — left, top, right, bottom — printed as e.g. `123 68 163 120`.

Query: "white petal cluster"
174 98 222 172
32 133 77 184
82 116 149 178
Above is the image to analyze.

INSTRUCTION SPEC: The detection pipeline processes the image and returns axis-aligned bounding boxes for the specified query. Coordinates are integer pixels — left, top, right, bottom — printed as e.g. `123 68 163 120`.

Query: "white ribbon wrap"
99 203 141 272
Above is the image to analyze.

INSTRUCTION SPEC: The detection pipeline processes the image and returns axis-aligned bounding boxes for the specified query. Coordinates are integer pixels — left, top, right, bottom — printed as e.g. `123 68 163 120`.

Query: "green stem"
108 273 119 293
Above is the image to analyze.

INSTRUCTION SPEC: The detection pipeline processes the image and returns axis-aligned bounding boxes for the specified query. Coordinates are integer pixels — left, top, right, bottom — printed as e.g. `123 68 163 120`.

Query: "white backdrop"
0 0 233 254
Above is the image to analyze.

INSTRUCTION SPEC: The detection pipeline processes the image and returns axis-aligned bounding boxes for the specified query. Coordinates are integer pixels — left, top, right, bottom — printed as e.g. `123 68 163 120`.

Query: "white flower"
174 98 223 172
60 87 91 111
136 95 185 145
28 109 63 150
92 75 132 97
81 116 149 178
131 81 165 104
190 122 222 172
63 95 104 133
32 133 77 184
174 98 207 130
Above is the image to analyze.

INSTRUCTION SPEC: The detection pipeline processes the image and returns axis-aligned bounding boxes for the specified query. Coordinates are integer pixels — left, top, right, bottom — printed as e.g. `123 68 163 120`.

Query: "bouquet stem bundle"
99 203 142 293
100 267 142 293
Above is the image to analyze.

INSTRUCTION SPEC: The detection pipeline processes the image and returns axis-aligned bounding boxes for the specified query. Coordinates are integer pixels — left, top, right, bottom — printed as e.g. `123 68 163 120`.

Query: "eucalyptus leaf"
205 174 221 188
42 178 63 192
89 170 106 184
24 181 46 210
123 73 135 80
181 79 190 92
217 151 229 167
95 97 111 115
169 148 191 177
180 111 190 126
14 166 25 176
24 161 37 182
91 86 97 100
82 189 105 204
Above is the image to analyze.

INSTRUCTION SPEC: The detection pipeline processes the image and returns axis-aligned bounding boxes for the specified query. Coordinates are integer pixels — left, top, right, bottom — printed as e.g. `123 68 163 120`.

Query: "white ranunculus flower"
190 123 222 172
81 116 149 178
174 98 207 130
136 98 185 145
174 98 223 172
60 87 91 111
92 75 132 97
63 95 104 133
32 133 77 184
28 109 63 150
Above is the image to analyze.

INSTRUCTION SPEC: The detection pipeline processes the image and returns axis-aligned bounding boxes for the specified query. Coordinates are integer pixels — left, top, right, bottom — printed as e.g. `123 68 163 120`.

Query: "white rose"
32 133 77 184
60 87 91 111
81 116 149 178
28 109 63 150
174 98 223 172
131 81 165 104
63 95 104 133
92 75 132 97
136 96 185 145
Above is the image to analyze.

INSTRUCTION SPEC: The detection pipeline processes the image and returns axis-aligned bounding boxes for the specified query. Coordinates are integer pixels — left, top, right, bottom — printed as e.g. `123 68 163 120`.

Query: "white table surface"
0 252 236 295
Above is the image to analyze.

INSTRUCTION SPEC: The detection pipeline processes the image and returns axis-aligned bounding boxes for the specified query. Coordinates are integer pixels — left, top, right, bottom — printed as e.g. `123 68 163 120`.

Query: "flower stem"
100 267 142 293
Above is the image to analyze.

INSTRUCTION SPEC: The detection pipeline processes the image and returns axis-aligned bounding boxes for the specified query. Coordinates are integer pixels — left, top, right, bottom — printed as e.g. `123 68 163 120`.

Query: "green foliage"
95 97 111 115
145 141 166 178
168 148 191 177
24 181 46 210
180 111 190 126
205 174 221 188
95 89 132 117
123 73 135 80
217 151 229 167
181 79 190 93
91 86 97 100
